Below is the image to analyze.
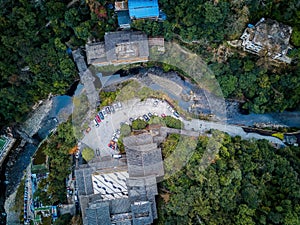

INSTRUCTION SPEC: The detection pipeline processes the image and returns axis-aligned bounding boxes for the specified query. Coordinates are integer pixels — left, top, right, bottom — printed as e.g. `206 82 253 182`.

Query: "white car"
167 105 175 113
94 119 99 127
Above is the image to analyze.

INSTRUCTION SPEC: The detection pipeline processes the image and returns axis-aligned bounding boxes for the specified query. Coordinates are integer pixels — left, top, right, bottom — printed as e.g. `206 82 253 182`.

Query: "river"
0 94 73 224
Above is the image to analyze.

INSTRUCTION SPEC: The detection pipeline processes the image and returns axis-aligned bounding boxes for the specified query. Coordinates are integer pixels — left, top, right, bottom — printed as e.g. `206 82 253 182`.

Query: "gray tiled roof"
124 134 164 178
131 201 154 225
105 31 149 61
86 31 149 66
86 201 111 225
85 42 107 65
78 133 163 225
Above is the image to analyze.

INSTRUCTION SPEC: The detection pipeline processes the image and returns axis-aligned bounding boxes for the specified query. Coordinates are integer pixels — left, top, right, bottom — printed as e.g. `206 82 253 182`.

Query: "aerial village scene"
0 0 300 225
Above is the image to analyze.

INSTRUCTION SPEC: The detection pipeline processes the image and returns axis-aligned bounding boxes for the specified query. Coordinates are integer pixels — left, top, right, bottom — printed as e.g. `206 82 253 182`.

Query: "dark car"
110 105 115 113
98 111 104 120
173 111 180 118
143 114 150 122
105 106 111 114
108 143 115 150
148 112 153 117
129 117 134 122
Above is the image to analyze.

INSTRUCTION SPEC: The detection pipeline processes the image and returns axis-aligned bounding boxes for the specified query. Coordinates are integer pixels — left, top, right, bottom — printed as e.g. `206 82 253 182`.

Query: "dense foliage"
132 119 148 130
158 132 300 225
34 120 76 205
0 0 116 127
209 55 300 113
133 0 300 113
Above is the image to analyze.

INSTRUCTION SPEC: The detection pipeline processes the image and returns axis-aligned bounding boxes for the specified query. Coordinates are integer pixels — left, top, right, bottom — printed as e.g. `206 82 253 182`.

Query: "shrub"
81 147 95 162
132 119 148 130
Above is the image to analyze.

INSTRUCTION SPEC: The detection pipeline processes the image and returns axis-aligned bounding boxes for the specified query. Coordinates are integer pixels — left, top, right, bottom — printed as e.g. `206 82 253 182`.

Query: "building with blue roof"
128 0 159 19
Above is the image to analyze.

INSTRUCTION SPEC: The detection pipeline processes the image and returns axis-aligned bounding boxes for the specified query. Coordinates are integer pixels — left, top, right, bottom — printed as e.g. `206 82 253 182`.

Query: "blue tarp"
128 0 159 19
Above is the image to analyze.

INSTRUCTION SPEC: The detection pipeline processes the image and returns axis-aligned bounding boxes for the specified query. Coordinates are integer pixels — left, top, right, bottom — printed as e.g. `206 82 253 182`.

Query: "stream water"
0 94 73 224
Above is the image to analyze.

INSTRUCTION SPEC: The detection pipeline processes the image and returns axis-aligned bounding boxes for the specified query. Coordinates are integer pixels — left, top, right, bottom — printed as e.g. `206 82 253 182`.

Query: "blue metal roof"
128 0 159 19
117 10 131 27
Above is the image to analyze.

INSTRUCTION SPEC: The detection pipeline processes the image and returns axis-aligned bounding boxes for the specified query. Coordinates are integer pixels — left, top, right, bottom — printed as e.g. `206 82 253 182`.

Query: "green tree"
132 119 147 130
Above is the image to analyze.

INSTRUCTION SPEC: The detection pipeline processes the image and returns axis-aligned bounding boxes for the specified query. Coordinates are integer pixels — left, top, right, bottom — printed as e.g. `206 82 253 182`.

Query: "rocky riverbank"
1 94 73 225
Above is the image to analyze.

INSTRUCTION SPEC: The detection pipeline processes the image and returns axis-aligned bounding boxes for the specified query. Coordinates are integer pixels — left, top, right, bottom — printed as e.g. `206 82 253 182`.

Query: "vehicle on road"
153 99 159 106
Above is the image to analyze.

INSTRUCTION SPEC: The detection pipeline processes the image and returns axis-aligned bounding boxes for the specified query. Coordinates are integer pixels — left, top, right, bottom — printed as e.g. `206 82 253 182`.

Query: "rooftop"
92 171 129 200
124 134 164 178
76 133 163 225
128 0 159 19
240 18 293 63
86 31 149 66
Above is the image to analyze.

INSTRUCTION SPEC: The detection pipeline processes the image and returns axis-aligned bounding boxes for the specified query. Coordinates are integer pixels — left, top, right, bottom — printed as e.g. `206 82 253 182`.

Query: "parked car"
112 136 118 142
153 99 159 106
108 143 115 150
75 152 80 159
98 111 104 120
110 105 115 113
94 119 99 127
112 154 122 159
105 106 111 114
113 132 120 138
95 115 101 123
148 112 153 117
116 129 121 135
161 113 166 118
102 110 107 116
173 111 180 118
143 114 150 122
167 105 174 113
117 102 122 108
129 117 134 122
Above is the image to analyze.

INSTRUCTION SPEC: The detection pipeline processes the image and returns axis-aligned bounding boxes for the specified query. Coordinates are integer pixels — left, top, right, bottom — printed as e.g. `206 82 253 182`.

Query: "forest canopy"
157 132 300 225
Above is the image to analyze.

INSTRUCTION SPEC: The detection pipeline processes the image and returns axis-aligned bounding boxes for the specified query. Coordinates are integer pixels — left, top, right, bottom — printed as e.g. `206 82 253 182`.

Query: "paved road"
81 98 285 159
184 119 285 145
